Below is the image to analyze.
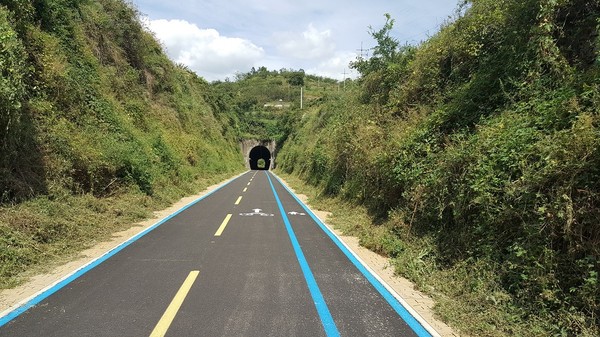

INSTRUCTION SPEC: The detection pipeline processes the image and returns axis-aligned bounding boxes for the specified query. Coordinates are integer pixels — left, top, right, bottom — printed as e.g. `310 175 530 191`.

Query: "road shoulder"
276 176 460 337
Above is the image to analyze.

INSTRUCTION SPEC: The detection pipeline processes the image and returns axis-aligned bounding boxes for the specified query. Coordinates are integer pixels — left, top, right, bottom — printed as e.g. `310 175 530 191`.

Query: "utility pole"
341 69 348 90
300 86 303 109
356 42 369 59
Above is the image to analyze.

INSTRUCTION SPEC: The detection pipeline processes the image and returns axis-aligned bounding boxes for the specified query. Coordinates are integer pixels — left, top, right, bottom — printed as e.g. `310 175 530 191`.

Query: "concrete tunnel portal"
240 140 276 170
249 146 271 170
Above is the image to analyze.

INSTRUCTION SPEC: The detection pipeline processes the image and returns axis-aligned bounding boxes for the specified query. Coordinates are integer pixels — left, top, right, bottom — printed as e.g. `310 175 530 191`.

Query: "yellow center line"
247 182 251 186
214 214 232 236
243 187 248 192
149 270 200 337
235 196 243 205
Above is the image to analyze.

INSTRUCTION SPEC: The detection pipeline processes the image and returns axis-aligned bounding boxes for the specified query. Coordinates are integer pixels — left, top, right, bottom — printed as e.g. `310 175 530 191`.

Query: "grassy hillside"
278 0 599 335
0 0 244 287
210 67 340 142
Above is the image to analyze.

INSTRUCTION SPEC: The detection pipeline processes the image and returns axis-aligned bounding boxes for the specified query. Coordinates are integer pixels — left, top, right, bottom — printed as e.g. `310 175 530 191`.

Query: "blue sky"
129 0 460 81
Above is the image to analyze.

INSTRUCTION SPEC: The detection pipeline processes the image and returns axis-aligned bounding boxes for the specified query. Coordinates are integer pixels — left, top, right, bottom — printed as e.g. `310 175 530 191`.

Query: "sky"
129 0 460 82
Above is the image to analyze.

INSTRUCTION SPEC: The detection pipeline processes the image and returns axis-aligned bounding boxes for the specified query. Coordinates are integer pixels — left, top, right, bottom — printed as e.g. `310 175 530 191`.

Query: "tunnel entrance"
249 146 271 170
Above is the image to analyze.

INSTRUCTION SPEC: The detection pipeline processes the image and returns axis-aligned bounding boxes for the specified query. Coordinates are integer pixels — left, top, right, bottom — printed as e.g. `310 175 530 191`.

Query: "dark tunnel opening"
249 146 271 170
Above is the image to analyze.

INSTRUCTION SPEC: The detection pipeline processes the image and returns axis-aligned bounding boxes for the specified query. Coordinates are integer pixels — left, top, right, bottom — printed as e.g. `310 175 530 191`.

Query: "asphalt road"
0 171 430 337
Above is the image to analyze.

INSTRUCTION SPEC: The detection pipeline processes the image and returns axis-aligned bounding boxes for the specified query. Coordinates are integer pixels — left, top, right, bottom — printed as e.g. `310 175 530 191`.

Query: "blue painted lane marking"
265 172 340 337
0 172 247 328
270 172 433 337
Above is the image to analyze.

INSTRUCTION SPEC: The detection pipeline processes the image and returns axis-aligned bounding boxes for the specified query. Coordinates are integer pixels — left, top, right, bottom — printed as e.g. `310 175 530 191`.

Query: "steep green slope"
0 0 243 287
278 0 599 335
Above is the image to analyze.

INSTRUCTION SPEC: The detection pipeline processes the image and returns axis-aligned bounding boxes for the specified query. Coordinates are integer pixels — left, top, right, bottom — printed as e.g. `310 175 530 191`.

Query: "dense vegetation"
210 67 339 141
1 0 598 335
278 0 599 335
0 0 243 287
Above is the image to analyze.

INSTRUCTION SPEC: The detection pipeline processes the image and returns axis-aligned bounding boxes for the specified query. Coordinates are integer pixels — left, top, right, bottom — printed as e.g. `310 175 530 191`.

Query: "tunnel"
249 146 271 170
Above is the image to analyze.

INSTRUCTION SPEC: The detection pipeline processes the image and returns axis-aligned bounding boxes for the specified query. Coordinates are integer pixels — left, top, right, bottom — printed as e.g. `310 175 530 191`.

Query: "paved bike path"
0 171 427 337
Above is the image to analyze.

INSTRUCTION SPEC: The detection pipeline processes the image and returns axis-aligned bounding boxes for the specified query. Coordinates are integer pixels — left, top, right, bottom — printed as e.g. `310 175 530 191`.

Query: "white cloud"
275 24 335 60
133 0 460 81
308 51 358 80
145 18 264 81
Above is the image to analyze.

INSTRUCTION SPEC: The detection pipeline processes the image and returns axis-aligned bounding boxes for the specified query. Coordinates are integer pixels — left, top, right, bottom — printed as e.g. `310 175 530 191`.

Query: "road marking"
266 173 340 337
235 196 243 205
247 182 251 186
243 187 248 192
270 173 434 337
149 270 200 337
214 214 232 236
